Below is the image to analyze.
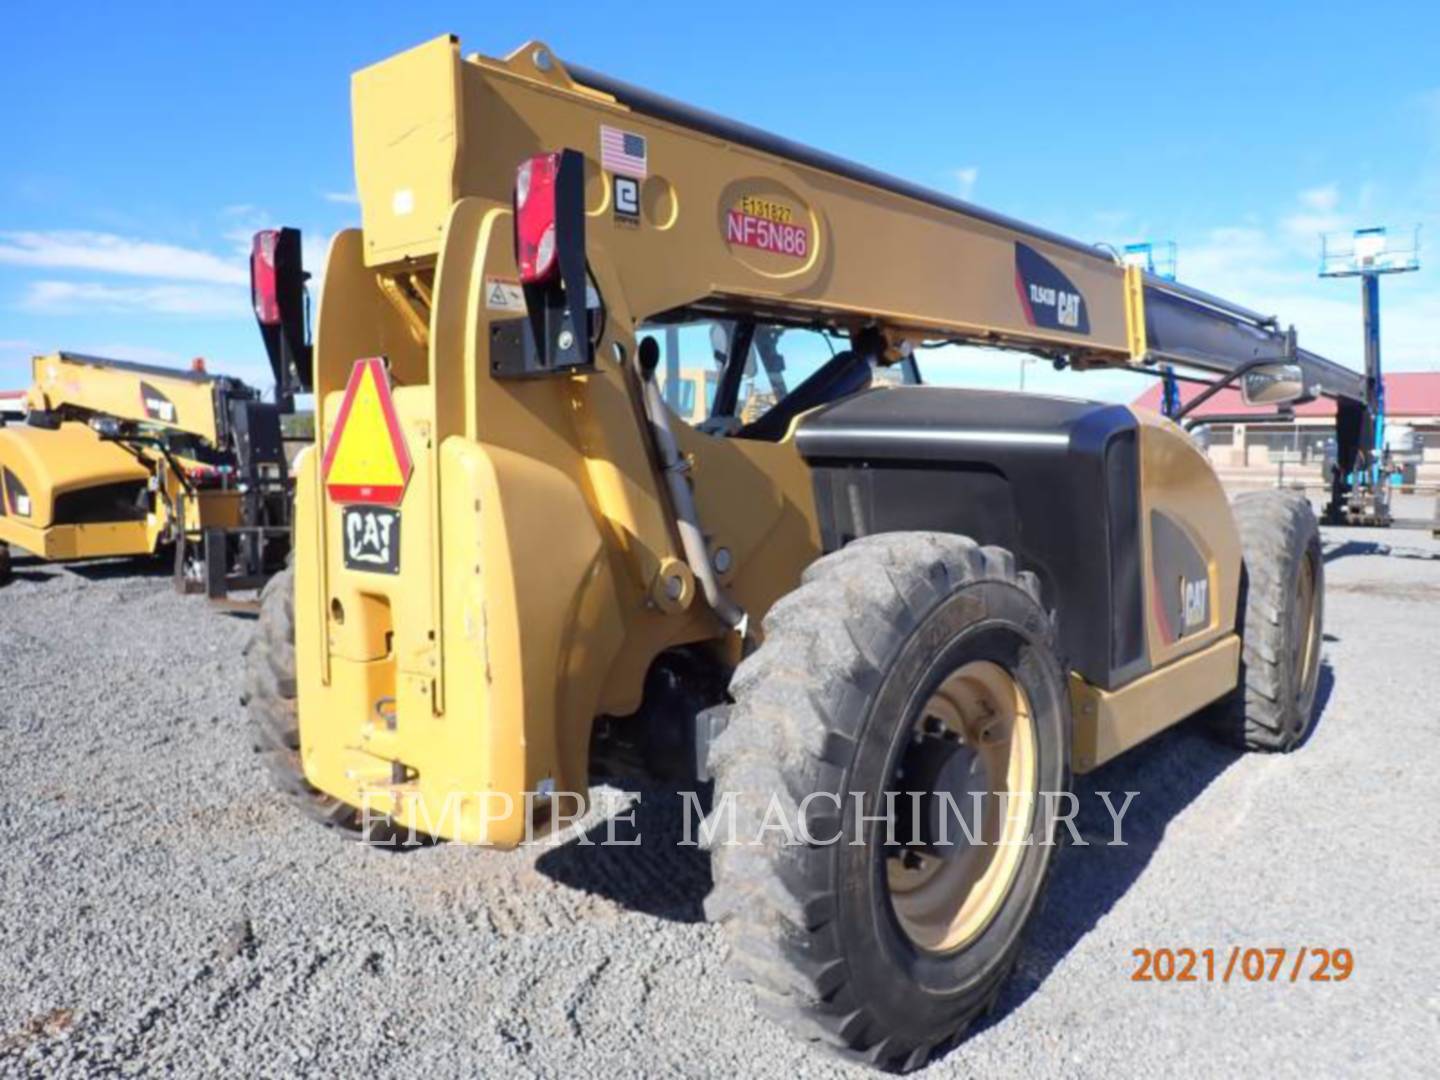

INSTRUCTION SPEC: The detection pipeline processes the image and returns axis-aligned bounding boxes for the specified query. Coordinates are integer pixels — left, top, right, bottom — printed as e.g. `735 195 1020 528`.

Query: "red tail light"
251 230 281 325
515 153 560 284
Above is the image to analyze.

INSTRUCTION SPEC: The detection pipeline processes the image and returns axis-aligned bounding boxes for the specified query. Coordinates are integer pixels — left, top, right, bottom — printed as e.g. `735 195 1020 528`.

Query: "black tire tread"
1207 490 1323 751
705 532 1047 1071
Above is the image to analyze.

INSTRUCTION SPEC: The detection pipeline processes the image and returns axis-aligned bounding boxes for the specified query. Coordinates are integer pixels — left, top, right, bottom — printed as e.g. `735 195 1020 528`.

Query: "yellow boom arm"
27 352 227 446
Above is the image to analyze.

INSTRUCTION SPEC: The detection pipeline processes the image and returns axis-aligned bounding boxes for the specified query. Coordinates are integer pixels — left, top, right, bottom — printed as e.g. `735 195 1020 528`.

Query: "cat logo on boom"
321 357 413 507
139 381 178 425
1013 242 1090 334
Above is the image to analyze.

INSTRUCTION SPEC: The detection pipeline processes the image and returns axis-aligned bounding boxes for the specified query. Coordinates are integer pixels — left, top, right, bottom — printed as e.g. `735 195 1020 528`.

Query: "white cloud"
1172 185 1439 373
954 167 979 200
22 280 246 317
1299 184 1339 212
1282 183 1345 242
324 190 360 205
0 231 247 285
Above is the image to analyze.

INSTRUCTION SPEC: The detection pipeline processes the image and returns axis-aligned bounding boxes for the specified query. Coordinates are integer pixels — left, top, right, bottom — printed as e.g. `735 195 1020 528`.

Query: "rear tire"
0 543 11 586
242 568 365 836
705 533 1070 1071
1205 490 1324 751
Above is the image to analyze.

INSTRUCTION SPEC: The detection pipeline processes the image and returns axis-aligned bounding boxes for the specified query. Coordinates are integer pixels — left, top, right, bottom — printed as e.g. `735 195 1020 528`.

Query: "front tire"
706 533 1070 1071
1206 491 1324 751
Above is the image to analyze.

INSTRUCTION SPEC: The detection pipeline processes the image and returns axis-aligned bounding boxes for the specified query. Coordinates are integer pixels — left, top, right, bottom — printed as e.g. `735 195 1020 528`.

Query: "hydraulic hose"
632 337 749 639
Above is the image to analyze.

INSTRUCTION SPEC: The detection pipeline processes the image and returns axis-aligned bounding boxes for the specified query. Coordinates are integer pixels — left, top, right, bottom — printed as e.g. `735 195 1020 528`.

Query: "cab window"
637 319 920 430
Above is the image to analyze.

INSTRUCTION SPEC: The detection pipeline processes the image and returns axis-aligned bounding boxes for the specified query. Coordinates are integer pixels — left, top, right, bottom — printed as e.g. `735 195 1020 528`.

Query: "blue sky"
2 2 1438 400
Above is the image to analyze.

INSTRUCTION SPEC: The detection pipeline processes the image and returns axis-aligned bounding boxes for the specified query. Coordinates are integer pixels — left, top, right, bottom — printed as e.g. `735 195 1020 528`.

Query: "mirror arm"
1172 357 1276 422
1172 326 1302 422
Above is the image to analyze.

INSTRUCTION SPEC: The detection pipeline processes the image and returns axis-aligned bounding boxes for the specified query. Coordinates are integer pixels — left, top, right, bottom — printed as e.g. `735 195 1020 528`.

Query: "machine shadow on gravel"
3 552 58 584
1324 539 1440 564
536 664 1335 1013
976 660 1335 1032
535 781 713 923
64 556 174 582
5 555 203 587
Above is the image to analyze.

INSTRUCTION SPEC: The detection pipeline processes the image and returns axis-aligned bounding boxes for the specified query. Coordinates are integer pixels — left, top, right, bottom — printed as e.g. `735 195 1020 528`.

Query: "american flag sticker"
600 125 648 178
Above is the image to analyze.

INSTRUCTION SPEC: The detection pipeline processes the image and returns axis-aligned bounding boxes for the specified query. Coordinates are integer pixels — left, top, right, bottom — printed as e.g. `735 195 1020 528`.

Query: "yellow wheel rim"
886 660 1037 953
1293 549 1321 711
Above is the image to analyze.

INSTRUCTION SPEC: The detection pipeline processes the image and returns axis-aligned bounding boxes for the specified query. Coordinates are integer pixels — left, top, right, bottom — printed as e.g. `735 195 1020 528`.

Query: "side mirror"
709 322 729 360
1241 362 1309 407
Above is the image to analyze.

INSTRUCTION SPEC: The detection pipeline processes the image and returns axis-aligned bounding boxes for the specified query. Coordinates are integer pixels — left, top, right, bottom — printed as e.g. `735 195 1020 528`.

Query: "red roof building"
1131 371 1440 484
1131 371 1440 419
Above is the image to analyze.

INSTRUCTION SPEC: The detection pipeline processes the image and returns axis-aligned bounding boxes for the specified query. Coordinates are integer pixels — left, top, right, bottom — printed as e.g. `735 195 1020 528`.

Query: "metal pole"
1161 364 1180 418
1361 273 1383 483
664 325 681 409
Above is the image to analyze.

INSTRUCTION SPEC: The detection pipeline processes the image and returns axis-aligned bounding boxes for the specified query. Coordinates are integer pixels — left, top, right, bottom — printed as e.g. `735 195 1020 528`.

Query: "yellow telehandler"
246 36 1352 1069
0 229 311 598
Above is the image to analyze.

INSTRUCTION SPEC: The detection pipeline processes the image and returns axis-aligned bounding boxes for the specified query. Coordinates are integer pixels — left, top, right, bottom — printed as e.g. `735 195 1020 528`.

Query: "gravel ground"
1 497 1437 1078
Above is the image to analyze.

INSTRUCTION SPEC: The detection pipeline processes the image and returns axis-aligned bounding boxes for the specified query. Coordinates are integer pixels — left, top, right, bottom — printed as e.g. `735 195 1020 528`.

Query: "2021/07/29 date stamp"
1131 947 1354 983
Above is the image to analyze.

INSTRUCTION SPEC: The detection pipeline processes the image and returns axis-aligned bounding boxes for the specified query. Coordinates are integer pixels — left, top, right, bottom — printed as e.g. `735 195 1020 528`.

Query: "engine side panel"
796 386 1148 691
797 388 1245 771
1133 407 1241 670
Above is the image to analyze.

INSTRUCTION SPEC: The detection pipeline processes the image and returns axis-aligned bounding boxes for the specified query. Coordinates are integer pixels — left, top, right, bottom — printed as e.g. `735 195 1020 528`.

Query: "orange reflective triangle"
322 358 413 506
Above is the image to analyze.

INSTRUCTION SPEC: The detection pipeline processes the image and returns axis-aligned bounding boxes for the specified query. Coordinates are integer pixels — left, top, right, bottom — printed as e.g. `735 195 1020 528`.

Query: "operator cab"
639 318 921 439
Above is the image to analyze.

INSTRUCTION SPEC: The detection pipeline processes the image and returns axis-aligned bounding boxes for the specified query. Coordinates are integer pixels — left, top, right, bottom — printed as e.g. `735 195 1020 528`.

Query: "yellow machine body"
279 36 1307 847
0 353 243 565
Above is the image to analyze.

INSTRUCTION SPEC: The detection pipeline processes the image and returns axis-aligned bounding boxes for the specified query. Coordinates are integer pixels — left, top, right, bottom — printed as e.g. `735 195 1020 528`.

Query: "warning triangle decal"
322 357 413 506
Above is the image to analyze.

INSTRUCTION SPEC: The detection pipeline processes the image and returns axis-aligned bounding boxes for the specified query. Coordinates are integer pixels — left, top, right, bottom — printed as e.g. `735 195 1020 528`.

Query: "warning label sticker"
724 196 809 258
321 358 414 507
484 277 526 314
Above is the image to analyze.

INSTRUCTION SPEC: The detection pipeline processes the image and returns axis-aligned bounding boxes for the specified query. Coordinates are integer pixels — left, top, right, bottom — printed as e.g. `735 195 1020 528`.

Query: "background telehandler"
246 36 1354 1069
0 229 311 599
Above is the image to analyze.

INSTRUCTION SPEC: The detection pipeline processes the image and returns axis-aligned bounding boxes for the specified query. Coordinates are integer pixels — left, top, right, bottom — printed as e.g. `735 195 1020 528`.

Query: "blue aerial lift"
1319 226 1421 526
